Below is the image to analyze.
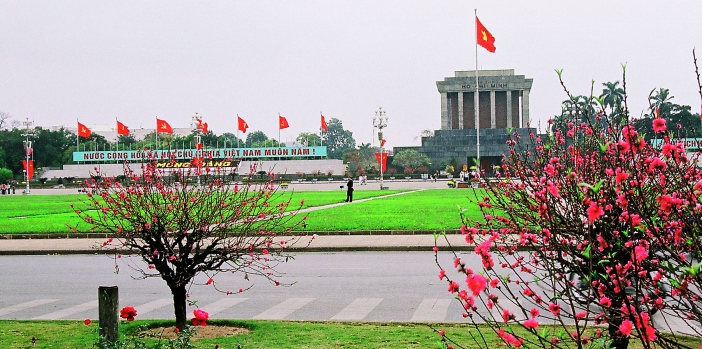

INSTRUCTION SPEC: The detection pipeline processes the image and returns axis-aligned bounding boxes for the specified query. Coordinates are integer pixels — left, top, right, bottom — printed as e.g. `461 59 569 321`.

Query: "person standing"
345 177 354 202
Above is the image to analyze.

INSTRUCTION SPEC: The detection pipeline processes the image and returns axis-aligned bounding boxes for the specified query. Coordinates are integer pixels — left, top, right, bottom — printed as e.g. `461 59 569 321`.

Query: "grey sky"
2 1 701 147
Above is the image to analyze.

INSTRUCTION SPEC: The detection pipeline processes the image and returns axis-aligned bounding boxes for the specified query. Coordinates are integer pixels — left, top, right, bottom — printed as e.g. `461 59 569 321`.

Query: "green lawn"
2 320 698 349
0 189 482 234
295 189 484 231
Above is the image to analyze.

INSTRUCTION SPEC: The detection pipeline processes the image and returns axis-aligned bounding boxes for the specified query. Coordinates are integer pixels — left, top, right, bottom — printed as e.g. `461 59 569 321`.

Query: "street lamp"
21 118 34 195
373 107 388 190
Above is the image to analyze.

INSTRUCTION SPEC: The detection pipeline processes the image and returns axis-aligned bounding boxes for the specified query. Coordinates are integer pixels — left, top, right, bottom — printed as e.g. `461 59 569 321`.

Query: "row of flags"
77 115 330 139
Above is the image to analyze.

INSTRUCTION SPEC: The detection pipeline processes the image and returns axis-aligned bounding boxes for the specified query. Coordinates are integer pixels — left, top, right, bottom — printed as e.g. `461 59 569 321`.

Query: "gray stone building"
394 69 535 173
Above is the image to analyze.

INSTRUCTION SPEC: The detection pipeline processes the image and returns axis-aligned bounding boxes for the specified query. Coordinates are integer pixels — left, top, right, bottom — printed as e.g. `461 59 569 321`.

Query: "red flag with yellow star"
476 17 496 53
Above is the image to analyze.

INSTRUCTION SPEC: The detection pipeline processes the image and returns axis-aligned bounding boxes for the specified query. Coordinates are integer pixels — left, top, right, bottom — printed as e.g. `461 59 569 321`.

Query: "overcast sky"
2 1 701 147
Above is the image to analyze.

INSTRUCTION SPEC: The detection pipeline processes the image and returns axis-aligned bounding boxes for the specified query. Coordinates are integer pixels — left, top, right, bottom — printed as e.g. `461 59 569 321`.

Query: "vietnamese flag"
22 160 34 180
279 115 289 130
476 16 496 53
238 116 249 133
117 120 130 136
156 118 173 134
77 122 91 138
196 119 209 134
375 153 388 172
321 115 328 132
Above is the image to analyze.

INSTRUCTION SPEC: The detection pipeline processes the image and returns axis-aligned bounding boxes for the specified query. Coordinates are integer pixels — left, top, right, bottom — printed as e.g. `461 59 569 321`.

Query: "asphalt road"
1 251 697 335
0 251 477 322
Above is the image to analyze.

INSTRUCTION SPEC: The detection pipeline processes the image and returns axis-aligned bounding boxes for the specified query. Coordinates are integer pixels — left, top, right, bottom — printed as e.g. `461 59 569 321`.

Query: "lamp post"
373 107 388 190
21 118 33 195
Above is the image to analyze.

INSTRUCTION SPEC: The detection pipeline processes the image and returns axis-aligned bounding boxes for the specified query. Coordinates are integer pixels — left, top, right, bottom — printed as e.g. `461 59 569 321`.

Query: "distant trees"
322 118 356 159
392 149 428 171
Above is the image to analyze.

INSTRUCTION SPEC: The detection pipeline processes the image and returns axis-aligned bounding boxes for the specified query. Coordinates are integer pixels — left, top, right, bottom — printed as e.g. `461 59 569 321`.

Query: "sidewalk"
0 234 472 255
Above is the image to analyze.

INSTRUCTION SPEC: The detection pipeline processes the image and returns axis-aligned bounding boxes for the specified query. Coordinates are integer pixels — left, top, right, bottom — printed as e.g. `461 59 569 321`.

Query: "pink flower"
84 319 91 326
191 309 209 326
633 245 649 263
615 168 629 184
652 118 667 133
619 319 633 336
438 329 446 336
206 278 214 285
502 309 514 323
530 308 540 318
599 296 612 307
448 281 460 293
524 318 539 329
587 202 604 223
466 274 488 295
490 278 500 288
438 270 446 280
549 303 561 316
576 312 587 320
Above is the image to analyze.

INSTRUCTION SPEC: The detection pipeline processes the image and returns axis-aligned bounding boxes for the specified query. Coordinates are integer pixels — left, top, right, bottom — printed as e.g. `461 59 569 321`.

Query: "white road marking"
331 298 383 321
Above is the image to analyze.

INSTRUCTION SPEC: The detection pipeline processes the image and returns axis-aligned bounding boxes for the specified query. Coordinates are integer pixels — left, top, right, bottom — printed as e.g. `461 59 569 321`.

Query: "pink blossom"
575 312 587 320
530 308 540 318
652 118 667 133
191 309 209 326
619 319 633 336
448 281 460 293
466 274 488 295
599 296 612 307
548 303 561 316
438 270 446 280
490 278 500 288
524 318 539 329
615 168 629 184
587 202 604 223
502 309 514 323
633 245 649 263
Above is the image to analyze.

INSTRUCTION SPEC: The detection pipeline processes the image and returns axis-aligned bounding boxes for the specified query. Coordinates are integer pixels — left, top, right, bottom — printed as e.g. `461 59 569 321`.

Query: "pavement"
0 178 474 255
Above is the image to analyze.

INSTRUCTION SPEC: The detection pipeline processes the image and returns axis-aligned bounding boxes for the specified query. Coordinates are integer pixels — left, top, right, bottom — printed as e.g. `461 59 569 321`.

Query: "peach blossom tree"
73 157 306 330
436 69 702 349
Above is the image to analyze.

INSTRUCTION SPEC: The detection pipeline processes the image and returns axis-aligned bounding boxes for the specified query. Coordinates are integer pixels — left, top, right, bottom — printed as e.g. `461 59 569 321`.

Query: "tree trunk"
171 284 188 331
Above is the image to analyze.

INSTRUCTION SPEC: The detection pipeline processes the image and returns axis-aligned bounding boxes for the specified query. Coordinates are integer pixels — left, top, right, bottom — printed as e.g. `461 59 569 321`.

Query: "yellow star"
482 30 487 41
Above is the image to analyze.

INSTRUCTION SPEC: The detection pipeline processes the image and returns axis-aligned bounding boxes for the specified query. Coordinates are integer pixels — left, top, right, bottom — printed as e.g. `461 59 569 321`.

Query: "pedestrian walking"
345 177 354 202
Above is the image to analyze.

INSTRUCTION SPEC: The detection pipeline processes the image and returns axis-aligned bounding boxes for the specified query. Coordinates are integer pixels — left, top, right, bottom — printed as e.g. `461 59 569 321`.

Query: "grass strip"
1 320 698 349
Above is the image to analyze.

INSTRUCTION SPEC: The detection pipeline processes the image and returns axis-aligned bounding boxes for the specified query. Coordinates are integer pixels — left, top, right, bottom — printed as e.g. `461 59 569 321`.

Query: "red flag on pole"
381 139 386 147
77 122 91 138
22 160 35 180
196 118 209 134
238 116 249 133
117 120 130 136
321 115 328 132
476 17 496 53
279 115 289 130
156 118 173 134
375 153 388 172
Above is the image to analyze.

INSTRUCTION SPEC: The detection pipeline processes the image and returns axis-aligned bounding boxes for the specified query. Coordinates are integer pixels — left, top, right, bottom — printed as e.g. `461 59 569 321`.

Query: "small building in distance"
395 69 536 174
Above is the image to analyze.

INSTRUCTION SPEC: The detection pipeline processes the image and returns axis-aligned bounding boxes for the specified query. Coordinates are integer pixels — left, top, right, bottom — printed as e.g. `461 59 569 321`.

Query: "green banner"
73 146 328 162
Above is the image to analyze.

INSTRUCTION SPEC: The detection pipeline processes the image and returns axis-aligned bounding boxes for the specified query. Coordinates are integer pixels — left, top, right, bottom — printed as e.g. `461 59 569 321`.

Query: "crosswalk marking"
410 299 452 322
199 298 248 317
134 298 172 316
331 298 383 321
253 298 314 320
32 300 96 320
0 299 59 317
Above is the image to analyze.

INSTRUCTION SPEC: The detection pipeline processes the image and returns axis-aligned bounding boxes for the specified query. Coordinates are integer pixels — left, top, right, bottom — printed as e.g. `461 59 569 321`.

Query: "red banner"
22 160 34 181
375 153 388 172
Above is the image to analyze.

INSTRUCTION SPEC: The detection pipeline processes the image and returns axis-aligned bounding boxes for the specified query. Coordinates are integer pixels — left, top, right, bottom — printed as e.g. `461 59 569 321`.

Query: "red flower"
191 309 209 326
84 319 91 326
466 274 487 296
120 306 137 321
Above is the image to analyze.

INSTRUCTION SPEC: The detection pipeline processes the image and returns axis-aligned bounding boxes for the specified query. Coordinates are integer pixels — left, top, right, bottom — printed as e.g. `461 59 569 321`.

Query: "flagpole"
237 114 240 148
115 117 119 154
76 118 79 164
320 112 324 147
278 113 281 147
155 117 158 152
474 9 481 174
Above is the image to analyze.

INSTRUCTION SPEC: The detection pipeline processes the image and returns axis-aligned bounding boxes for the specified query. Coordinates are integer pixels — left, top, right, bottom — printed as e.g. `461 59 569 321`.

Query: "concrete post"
522 89 530 127
457 92 464 129
506 90 513 128
490 91 496 128
440 92 448 130
98 286 119 344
